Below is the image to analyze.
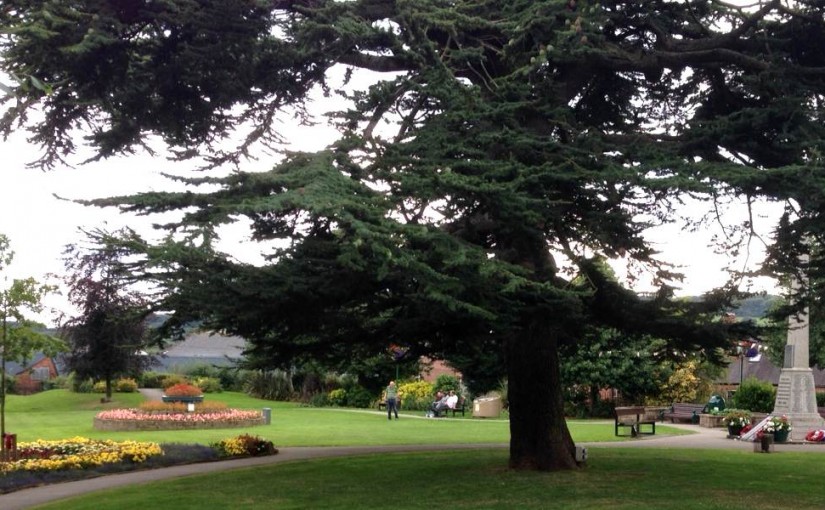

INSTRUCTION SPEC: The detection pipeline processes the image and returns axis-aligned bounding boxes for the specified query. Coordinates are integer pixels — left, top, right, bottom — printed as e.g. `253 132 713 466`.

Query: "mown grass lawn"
3 389 689 446
3 389 736 508
33 448 825 510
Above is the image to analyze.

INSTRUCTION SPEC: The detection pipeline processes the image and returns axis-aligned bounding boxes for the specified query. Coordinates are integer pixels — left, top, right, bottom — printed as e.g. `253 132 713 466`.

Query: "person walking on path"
386 381 399 420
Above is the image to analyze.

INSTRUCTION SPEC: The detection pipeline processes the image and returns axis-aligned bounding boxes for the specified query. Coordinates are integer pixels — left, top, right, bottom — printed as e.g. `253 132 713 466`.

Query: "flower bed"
162 383 205 403
0 437 162 475
94 408 265 431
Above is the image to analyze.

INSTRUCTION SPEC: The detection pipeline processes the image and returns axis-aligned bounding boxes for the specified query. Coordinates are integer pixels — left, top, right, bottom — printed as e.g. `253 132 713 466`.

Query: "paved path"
137 388 164 401
3 423 824 509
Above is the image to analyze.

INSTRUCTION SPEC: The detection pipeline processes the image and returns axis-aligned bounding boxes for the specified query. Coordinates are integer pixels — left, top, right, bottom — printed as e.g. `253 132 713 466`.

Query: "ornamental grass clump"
211 434 277 457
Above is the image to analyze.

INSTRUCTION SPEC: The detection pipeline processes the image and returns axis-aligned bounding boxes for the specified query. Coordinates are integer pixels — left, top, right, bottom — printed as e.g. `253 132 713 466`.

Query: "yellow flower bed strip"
0 437 162 475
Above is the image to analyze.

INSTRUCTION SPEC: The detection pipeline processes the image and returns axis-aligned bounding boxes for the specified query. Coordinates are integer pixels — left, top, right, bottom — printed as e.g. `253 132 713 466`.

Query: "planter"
727 425 743 438
773 429 790 443
699 414 725 428
161 395 204 404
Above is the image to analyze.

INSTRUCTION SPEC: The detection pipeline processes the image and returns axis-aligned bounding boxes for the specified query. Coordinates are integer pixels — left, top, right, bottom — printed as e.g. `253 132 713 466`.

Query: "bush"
346 386 373 408
43 375 70 390
3 374 16 395
140 372 167 389
164 383 203 397
328 388 347 406
433 374 460 394
192 376 223 393
72 379 95 393
308 392 329 407
212 434 277 457
161 374 189 389
116 378 139 393
244 370 294 401
92 381 107 393
818 392 825 407
397 380 434 411
732 377 776 413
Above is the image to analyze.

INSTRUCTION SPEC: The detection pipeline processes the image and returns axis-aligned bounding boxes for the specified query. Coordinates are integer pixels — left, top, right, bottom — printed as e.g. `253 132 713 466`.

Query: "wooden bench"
662 403 705 423
377 399 401 411
614 406 656 437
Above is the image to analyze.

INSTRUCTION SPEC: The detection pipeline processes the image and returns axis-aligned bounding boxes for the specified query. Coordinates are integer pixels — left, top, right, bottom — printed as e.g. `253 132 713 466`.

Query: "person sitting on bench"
428 391 449 417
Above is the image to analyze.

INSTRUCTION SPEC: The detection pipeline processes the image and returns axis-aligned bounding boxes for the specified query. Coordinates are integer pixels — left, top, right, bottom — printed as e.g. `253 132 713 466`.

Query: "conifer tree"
3 1 825 470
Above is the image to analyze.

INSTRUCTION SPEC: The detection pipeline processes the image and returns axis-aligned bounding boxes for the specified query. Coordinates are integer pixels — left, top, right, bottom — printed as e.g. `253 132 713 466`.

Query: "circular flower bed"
0 437 162 475
94 402 265 431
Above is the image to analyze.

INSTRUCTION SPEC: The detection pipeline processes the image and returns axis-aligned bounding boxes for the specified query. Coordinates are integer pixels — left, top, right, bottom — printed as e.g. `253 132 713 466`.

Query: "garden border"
94 416 265 431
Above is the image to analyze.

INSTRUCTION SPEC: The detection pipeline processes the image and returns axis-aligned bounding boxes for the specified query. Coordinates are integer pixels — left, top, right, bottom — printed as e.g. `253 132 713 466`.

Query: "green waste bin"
706 394 725 413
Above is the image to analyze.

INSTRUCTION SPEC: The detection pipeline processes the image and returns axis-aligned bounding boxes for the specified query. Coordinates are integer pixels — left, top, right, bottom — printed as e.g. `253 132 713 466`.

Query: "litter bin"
473 397 502 418
706 394 725 413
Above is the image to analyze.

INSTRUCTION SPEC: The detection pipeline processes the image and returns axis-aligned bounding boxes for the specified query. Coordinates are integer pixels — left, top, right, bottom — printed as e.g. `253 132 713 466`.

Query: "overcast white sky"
0 72 783 327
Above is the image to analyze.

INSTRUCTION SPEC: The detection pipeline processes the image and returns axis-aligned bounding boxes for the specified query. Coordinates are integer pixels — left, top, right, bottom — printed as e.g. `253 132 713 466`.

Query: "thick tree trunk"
507 316 578 471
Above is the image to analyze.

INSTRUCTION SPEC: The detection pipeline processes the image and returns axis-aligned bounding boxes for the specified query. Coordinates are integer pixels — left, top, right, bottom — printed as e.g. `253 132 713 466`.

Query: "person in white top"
445 390 458 409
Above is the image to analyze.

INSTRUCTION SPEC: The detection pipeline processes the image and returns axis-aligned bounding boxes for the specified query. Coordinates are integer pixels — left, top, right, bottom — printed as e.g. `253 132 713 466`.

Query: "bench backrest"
614 406 645 417
672 403 705 411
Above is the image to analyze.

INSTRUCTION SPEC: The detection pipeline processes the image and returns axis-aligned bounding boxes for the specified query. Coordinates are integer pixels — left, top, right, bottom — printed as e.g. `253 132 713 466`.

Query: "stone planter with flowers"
161 383 205 404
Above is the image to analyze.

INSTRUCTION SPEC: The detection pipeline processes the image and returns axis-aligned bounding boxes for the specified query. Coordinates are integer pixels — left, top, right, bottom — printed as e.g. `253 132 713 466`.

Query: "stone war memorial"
772 255 825 441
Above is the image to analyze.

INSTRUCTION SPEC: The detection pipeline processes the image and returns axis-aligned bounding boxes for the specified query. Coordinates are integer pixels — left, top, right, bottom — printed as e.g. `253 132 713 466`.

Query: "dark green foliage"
2 375 15 395
433 375 460 395
243 370 294 401
817 393 825 408
345 386 374 408
308 392 329 408
4 0 825 470
732 377 776 413
138 371 166 389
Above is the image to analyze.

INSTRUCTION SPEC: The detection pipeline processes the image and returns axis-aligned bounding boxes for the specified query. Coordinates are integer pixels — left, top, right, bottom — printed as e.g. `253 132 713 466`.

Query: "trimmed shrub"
397 380 434 411
140 372 167 389
92 381 107 393
68 373 95 393
212 434 277 457
328 388 347 406
308 392 329 407
192 376 223 393
433 374 460 394
733 377 776 413
161 374 188 389
818 392 825 407
164 383 203 397
116 378 139 393
346 387 373 408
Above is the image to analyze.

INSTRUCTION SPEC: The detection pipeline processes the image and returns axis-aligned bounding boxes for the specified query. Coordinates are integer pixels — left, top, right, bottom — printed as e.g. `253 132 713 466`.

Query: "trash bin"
473 397 502 418
706 394 725 413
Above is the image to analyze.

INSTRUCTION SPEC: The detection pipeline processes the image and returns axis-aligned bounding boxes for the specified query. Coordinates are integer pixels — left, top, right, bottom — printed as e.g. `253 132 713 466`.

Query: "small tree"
60 234 152 402
0 234 63 449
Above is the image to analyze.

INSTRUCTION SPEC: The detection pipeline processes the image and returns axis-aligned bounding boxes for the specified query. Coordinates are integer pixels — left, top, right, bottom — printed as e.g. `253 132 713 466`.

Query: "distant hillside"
730 295 780 320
